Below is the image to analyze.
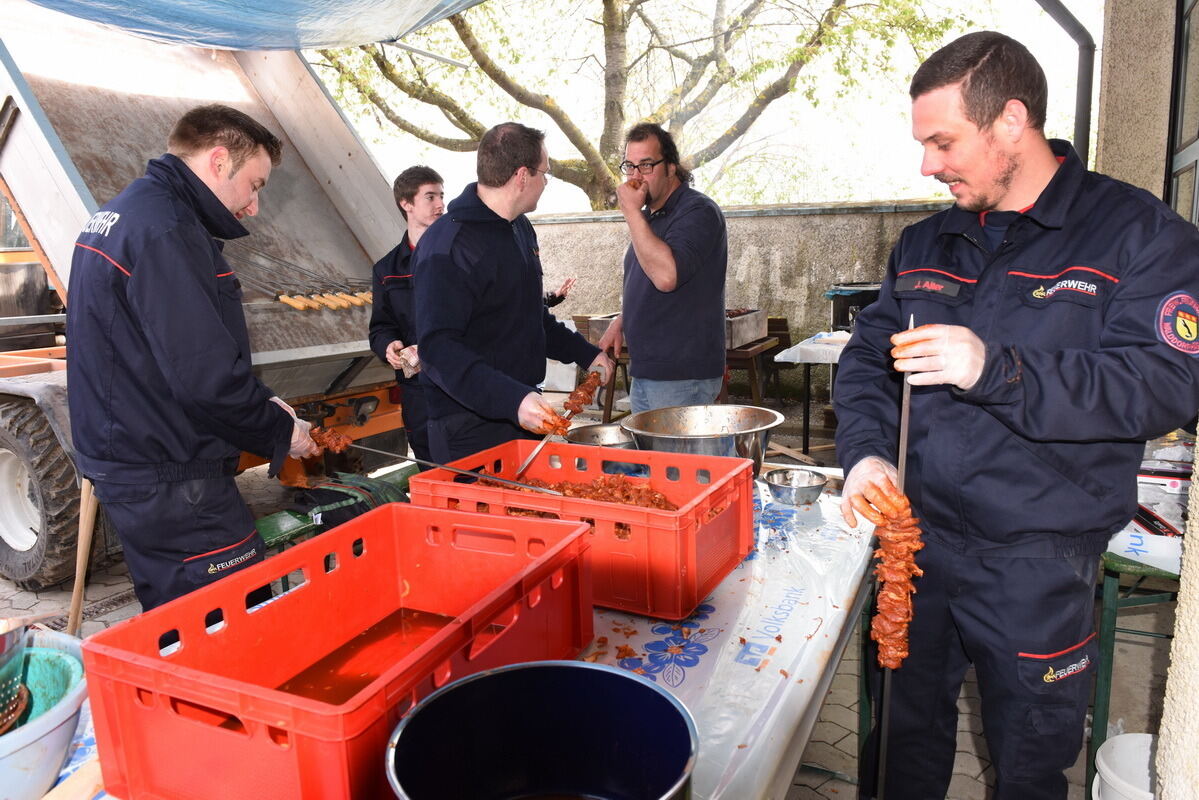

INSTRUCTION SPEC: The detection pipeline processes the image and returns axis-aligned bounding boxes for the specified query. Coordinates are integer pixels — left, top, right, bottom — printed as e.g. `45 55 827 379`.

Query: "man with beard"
834 31 1199 800
596 123 728 413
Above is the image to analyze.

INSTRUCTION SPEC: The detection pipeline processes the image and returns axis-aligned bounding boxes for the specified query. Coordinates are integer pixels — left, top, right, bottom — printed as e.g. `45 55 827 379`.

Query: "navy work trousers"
427 411 537 464
93 476 268 611
859 537 1099 800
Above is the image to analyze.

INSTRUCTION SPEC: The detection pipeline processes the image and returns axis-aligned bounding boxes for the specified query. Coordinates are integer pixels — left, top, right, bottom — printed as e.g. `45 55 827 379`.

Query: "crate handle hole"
527 586 543 608
696 468 711 484
614 522 632 541
580 517 596 535
575 456 588 472
135 687 154 708
432 660 453 688
168 696 248 736
204 608 226 634
666 466 681 482
266 725 291 748
603 460 651 477
352 537 365 557
493 458 503 474
324 552 338 573
469 603 519 660
526 537 546 557
548 454 562 469
158 630 181 656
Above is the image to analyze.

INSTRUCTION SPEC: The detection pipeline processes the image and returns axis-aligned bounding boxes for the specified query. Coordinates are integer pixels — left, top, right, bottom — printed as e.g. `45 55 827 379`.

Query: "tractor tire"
0 398 97 590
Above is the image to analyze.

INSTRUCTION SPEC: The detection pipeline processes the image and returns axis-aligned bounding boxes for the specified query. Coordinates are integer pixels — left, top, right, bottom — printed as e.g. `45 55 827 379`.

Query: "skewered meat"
867 483 924 670
540 370 603 433
478 472 678 511
310 427 352 454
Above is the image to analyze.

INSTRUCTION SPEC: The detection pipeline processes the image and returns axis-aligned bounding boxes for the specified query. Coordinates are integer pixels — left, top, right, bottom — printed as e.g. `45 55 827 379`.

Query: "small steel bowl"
565 422 636 449
763 468 827 505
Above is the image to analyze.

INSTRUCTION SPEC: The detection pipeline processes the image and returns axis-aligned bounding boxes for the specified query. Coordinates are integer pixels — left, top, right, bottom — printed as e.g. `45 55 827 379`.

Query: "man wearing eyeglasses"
596 123 728 413
414 122 613 461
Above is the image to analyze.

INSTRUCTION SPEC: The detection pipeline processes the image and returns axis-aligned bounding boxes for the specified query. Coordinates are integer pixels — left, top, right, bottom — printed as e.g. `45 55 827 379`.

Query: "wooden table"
601 336 780 422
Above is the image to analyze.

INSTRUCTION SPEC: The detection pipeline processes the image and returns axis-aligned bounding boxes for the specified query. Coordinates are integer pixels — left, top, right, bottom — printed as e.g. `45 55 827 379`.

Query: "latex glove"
840 456 900 529
384 340 406 370
588 350 614 386
890 324 985 390
270 397 318 459
517 391 558 434
399 344 421 378
595 315 623 377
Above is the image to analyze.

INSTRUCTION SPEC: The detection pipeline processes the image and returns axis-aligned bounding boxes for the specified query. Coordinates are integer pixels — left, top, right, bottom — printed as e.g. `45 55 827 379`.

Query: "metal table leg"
802 364 812 454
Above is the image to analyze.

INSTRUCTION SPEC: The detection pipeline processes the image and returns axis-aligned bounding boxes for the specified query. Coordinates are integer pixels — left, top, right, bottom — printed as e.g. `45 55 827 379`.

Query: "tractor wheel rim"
0 448 39 552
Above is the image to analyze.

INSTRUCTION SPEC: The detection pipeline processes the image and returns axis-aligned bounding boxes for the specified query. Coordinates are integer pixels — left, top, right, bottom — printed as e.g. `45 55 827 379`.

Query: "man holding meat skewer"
596 123 728 413
414 122 613 462
834 33 1199 800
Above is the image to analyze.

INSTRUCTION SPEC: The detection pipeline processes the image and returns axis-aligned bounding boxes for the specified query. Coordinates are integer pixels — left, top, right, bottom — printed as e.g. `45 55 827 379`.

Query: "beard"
945 144 1021 213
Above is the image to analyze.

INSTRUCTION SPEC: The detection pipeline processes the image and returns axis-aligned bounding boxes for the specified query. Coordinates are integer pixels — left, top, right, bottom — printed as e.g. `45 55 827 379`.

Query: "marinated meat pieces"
540 371 603 433
479 473 678 511
310 427 352 454
867 484 924 670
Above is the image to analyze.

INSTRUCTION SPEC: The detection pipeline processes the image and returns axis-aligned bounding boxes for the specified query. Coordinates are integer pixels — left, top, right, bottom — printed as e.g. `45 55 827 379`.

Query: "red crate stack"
81 504 592 800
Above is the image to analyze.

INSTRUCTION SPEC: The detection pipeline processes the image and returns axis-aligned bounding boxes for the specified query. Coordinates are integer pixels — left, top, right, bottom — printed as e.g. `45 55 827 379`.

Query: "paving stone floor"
0 405 1175 799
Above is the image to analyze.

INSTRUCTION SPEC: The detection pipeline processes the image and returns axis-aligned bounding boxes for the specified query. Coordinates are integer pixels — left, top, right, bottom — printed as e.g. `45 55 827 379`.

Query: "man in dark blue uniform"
67 104 317 611
368 165 445 464
834 33 1199 799
414 122 613 462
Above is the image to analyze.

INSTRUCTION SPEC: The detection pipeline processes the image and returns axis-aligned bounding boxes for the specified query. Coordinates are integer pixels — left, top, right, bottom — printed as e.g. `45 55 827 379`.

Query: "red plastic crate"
408 440 754 620
81 504 592 800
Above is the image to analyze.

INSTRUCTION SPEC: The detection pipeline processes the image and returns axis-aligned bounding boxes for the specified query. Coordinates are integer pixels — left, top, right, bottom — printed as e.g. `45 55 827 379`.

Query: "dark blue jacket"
834 141 1199 556
622 184 727 380
368 232 419 385
413 183 600 423
66 154 292 483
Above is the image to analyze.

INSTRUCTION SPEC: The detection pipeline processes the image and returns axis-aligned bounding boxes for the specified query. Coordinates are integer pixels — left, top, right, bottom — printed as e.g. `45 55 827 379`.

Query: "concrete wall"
532 200 942 350
1095 0 1175 196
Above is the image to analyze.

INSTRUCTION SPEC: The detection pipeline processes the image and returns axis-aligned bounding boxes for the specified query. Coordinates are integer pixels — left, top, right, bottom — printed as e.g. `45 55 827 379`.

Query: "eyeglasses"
619 159 665 175
527 165 552 181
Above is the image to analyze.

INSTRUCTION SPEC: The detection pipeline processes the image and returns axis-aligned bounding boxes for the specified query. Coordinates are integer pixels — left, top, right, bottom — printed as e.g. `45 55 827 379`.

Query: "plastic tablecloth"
57 477 873 800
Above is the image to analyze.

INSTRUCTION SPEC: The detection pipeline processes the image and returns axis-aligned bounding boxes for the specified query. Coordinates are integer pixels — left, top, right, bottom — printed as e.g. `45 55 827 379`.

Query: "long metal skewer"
877 314 914 800
347 443 563 496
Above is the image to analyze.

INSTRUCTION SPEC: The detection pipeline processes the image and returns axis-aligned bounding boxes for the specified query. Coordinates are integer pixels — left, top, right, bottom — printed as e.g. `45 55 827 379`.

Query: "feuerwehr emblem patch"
1157 292 1199 355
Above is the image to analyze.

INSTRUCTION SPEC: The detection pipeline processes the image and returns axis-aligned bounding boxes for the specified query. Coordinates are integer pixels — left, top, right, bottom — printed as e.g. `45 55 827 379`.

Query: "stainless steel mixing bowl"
763 468 827 505
565 422 636 449
619 405 784 476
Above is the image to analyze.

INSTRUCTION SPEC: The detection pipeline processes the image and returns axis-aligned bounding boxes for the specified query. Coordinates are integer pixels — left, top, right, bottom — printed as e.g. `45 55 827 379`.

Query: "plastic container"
1094 733 1156 800
0 629 87 800
387 661 698 800
409 440 754 620
82 504 593 800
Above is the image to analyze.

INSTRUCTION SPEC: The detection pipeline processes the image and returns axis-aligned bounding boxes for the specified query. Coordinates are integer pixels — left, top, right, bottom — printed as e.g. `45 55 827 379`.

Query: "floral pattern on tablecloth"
615 604 720 687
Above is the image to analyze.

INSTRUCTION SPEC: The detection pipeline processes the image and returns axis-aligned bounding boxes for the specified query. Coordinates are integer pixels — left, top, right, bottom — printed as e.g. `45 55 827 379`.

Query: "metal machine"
0 0 421 587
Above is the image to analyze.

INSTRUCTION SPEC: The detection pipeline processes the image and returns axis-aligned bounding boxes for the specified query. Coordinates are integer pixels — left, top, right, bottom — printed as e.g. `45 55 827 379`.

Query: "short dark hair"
625 122 692 184
168 104 283 170
910 31 1047 131
392 165 444 220
477 122 545 188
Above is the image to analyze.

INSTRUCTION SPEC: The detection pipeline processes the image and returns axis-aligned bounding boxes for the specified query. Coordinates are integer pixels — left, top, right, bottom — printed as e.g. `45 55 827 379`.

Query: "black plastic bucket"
386 661 698 800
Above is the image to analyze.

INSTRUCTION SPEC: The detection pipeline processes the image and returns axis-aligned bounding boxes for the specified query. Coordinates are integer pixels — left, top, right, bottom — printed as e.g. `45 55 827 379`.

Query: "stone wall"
532 200 942 399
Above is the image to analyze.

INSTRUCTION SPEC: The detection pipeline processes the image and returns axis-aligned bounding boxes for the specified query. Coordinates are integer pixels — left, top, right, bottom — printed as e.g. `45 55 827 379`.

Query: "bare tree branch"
686 0 848 168
447 13 616 190
363 44 487 138
318 49 480 151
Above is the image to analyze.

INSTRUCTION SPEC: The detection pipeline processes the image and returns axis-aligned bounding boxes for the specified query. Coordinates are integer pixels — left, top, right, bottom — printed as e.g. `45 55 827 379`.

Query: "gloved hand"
384 340 406 370
399 344 421 378
588 350 614 386
840 456 900 529
890 324 985 390
517 391 558 434
269 396 318 458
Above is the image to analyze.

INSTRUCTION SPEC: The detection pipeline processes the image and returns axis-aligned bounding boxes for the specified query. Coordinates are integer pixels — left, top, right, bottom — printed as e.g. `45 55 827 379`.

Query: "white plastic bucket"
1094 733 1156 800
